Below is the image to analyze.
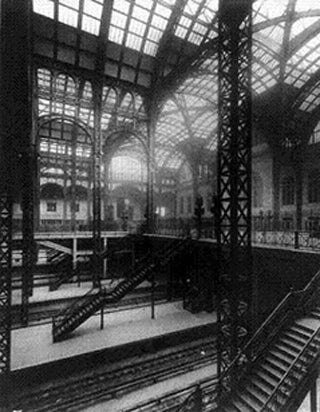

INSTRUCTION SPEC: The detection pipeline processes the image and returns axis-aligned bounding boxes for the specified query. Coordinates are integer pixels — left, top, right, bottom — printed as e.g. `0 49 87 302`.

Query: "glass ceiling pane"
174 0 218 44
33 0 54 18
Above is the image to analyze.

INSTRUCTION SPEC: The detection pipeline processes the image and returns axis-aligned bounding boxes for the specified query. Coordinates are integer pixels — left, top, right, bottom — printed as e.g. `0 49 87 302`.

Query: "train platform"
11 279 153 306
11 300 217 371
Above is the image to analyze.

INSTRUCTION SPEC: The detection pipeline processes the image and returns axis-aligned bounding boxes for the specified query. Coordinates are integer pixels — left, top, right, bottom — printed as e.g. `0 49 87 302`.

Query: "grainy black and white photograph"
0 0 320 411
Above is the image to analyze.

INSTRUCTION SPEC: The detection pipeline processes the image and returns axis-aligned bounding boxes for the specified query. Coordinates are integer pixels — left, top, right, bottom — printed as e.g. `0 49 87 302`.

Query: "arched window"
252 174 263 208
281 176 295 206
308 171 320 203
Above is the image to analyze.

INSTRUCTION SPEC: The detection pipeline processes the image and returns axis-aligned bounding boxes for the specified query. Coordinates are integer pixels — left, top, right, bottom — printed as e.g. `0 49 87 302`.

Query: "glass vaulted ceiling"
32 0 320 171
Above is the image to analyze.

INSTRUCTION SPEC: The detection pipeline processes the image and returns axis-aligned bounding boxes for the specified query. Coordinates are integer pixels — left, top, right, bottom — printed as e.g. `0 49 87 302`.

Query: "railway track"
12 335 217 412
12 288 169 328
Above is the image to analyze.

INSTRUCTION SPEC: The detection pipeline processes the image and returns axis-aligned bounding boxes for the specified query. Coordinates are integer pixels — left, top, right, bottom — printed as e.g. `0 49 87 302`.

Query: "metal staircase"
48 253 75 291
49 234 136 291
219 270 320 412
177 270 320 412
52 237 191 342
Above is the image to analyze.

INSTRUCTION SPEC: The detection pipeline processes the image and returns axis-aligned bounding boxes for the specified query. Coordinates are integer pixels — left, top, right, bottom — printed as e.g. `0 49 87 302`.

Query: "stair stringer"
52 237 191 342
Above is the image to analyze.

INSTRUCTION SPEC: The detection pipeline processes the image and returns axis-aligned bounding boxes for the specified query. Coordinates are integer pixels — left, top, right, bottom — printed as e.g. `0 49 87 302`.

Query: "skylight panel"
109 26 125 44
113 0 130 15
174 0 217 43
198 3 217 24
33 0 54 19
129 19 146 37
82 15 100 35
151 14 167 30
254 0 287 20
148 27 162 42
58 3 79 28
111 11 127 29
83 0 102 18
290 17 320 40
82 0 104 36
295 0 320 12
155 3 171 19
132 5 150 21
126 33 143 51
188 32 203 45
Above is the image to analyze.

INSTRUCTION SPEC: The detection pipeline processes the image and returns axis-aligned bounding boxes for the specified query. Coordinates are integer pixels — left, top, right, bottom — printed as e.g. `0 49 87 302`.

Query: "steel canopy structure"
1 0 320 410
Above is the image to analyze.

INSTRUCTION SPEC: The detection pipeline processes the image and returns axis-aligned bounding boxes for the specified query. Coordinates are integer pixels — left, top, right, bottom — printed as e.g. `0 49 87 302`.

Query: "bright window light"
58 5 78 28
33 0 54 18
109 26 125 44
83 0 103 18
82 15 100 35
111 11 127 29
126 33 143 51
113 0 130 14
144 41 158 56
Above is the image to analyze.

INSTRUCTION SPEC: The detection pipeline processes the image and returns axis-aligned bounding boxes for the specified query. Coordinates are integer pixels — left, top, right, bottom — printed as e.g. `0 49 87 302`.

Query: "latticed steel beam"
216 0 253 400
92 88 103 288
0 190 12 409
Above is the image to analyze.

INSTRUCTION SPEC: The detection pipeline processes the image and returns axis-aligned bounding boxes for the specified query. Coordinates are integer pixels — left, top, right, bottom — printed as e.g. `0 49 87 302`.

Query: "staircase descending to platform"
49 234 136 291
218 269 320 412
52 237 191 342
176 269 320 412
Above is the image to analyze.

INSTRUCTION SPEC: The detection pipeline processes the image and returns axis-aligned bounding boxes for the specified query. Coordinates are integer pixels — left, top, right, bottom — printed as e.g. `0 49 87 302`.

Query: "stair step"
279 337 302 353
264 358 287 375
251 374 275 395
244 385 266 406
295 320 318 334
283 332 307 348
259 363 282 381
310 311 320 320
274 343 299 359
233 395 258 412
290 325 313 339
268 351 292 368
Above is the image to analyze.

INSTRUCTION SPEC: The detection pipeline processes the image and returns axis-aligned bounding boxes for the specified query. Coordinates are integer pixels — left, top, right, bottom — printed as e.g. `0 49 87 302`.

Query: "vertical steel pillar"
0 188 12 411
1 0 33 331
92 86 102 288
1 0 33 405
146 110 156 234
310 377 317 412
217 0 253 398
272 153 281 230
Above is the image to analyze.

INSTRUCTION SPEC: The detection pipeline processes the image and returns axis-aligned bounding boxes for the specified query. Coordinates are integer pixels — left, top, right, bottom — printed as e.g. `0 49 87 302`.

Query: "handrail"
100 233 136 259
53 237 190 334
53 285 102 325
261 326 320 411
219 290 295 388
219 266 320 402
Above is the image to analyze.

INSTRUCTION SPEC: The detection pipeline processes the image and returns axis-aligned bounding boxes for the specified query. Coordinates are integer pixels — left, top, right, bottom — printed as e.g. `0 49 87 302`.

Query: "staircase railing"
51 234 137 291
261 326 320 411
100 233 136 260
218 267 320 404
52 286 104 332
52 237 191 341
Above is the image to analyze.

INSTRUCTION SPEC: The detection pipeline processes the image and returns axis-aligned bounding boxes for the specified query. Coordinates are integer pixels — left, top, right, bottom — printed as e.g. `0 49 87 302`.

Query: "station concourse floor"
11 298 217 371
11 279 138 305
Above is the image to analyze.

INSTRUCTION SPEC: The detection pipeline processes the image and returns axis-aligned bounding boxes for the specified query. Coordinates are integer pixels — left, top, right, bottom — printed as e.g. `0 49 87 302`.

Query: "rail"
261 326 320 411
252 229 320 251
52 236 191 340
52 286 103 331
217 267 320 406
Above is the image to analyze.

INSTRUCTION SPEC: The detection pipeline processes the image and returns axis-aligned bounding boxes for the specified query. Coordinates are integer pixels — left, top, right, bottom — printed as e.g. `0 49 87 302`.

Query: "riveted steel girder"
216 0 253 400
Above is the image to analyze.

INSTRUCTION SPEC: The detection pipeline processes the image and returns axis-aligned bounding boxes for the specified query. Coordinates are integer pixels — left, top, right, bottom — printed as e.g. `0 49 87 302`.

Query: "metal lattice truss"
32 1 320 177
217 0 253 399
0 194 11 377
